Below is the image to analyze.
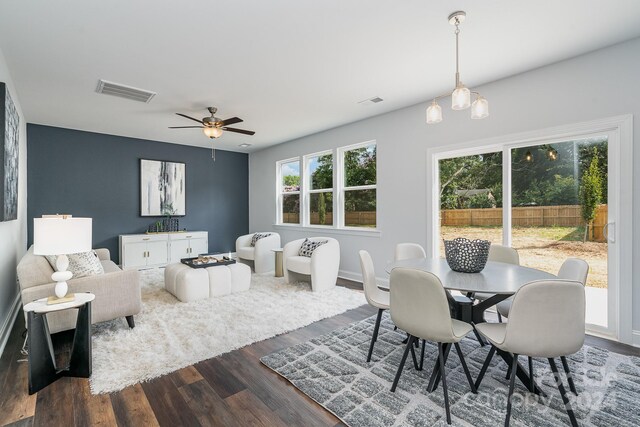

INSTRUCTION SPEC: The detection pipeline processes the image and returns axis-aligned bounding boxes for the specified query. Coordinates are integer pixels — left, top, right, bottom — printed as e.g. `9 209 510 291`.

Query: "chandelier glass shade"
426 11 489 124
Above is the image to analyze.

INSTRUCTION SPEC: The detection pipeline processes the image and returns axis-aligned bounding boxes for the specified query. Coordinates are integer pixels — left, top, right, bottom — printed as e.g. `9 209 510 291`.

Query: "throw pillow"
45 251 105 279
250 232 272 247
298 238 328 257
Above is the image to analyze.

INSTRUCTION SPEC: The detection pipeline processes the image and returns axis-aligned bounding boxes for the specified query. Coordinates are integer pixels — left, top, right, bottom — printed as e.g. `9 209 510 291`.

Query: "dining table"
384 257 556 395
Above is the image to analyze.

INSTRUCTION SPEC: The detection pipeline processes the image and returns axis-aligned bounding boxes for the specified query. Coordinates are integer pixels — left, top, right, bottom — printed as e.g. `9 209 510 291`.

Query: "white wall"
0 46 27 355
249 37 640 330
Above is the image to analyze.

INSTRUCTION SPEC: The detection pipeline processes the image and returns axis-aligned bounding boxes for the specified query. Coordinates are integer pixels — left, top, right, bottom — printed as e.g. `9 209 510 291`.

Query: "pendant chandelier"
426 11 489 124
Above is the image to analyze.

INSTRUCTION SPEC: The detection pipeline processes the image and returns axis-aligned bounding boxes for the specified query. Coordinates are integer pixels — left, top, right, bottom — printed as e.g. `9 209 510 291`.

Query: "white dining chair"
389 267 477 425
473 245 520 322
496 257 589 391
497 258 589 319
394 243 427 261
358 250 390 363
475 279 585 427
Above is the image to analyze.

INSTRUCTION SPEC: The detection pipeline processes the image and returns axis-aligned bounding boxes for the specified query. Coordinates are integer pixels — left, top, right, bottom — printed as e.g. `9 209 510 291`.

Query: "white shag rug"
89 268 366 394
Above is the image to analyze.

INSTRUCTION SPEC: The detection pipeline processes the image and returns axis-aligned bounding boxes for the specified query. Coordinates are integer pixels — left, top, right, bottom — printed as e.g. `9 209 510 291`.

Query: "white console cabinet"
119 231 208 270
168 232 209 263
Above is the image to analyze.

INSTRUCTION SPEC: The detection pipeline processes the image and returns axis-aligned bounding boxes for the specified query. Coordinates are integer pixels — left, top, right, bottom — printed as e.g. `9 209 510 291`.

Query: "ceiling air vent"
357 96 384 105
96 79 156 103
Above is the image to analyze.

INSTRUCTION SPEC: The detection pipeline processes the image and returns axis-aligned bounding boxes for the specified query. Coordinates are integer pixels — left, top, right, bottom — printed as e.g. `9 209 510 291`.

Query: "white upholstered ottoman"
164 262 251 302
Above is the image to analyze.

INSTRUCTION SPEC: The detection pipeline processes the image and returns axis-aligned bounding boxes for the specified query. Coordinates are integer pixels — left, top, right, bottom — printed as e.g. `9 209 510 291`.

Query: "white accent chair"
394 243 426 261
476 280 585 426
358 250 390 362
235 232 281 274
283 237 340 292
389 267 477 425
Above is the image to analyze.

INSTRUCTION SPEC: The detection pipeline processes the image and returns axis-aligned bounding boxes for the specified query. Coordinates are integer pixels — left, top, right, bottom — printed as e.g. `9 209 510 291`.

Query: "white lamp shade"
451 85 471 110
426 102 443 124
33 217 93 255
471 96 489 119
203 127 223 138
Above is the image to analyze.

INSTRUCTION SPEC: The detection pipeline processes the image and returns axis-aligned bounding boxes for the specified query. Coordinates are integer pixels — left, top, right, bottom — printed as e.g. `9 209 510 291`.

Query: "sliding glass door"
510 137 609 329
434 132 617 337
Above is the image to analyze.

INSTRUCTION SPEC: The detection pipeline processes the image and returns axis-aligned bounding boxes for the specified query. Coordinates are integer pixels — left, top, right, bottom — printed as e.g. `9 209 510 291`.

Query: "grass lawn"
440 226 607 288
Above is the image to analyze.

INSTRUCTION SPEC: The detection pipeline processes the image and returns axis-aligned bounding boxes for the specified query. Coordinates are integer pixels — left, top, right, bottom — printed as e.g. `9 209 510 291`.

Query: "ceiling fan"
169 107 255 139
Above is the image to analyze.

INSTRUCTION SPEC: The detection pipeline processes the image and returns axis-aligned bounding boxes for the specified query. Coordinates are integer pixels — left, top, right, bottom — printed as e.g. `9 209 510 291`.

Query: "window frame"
276 157 301 225
275 140 378 234
303 150 335 227
337 140 378 230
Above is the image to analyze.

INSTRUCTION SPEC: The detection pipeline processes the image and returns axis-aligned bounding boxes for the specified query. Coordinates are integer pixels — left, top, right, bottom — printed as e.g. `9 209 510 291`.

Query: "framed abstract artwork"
0 82 19 222
140 159 186 217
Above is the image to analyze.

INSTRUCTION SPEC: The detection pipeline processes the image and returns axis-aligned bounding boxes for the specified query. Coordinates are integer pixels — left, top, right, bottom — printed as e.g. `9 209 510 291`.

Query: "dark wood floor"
1 280 639 427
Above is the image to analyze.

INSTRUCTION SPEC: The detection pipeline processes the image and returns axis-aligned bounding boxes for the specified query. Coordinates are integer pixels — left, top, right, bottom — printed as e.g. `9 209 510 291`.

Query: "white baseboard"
0 292 21 358
338 269 389 286
632 330 640 348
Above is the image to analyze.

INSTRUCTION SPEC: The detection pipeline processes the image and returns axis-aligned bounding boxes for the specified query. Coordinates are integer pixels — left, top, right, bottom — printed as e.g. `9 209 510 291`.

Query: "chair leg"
438 343 451 425
505 354 519 427
560 356 578 395
475 344 496 390
549 358 579 427
471 324 486 347
391 335 414 392
497 312 503 323
454 342 477 393
419 339 426 371
125 316 135 328
505 364 512 380
410 338 420 370
367 309 384 363
528 356 534 392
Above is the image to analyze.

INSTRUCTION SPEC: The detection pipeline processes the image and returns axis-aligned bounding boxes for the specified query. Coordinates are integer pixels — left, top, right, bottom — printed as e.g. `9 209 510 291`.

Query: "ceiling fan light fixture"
426 100 443 124
203 126 223 139
471 96 489 119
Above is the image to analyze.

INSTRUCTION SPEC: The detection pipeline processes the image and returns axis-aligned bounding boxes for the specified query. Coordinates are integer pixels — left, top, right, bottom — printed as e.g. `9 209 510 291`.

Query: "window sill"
273 224 381 238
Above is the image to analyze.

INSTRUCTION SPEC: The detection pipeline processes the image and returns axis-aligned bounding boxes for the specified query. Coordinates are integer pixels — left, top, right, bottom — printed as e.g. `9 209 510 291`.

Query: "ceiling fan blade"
219 117 243 126
176 113 205 125
168 126 204 129
222 127 255 136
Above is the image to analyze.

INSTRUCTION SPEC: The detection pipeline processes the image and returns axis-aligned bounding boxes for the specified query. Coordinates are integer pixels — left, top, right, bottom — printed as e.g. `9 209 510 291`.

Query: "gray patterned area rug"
261 312 640 427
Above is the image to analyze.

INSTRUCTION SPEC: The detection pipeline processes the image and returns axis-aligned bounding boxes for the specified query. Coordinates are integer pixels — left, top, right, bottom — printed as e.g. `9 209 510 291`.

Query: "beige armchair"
17 246 141 333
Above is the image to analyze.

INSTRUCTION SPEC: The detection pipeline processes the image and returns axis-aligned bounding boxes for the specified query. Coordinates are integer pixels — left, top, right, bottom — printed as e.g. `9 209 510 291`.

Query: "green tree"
311 154 333 189
283 175 300 189
318 192 326 225
579 149 603 241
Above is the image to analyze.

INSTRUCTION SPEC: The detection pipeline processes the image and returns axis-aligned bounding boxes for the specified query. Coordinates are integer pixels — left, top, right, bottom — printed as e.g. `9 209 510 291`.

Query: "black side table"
23 292 95 394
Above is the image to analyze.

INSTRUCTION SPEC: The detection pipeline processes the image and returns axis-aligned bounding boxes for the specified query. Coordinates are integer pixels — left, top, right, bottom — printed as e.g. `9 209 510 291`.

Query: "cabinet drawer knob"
143 238 150 241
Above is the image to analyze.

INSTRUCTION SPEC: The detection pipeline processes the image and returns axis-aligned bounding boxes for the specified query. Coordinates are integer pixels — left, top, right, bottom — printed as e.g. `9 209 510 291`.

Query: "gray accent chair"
475 279 585 427
389 267 477 425
17 246 141 333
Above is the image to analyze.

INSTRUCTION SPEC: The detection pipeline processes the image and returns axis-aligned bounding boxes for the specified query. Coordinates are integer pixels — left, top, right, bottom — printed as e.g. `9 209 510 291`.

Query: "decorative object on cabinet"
140 158 186 217
0 82 19 222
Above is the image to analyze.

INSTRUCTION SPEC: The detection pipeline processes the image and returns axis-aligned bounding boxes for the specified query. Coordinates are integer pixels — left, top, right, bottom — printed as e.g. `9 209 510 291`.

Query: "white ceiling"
1 0 640 153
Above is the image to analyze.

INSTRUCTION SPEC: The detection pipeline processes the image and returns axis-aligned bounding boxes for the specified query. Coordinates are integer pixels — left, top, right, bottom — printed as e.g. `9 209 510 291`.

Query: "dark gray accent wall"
27 124 248 263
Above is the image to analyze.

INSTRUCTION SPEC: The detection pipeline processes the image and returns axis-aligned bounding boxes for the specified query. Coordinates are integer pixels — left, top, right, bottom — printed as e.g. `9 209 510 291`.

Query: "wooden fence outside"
440 204 608 241
282 211 376 226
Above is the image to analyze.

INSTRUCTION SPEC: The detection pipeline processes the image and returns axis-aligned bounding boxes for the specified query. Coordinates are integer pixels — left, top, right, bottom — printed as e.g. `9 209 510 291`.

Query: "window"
341 143 377 228
276 140 377 231
279 159 300 224
306 152 333 226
